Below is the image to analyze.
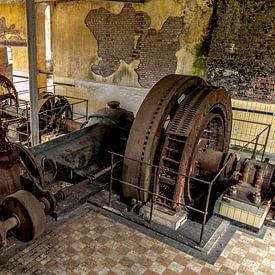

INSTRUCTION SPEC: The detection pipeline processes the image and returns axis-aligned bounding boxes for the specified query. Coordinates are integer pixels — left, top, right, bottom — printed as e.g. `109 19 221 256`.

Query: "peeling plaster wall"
0 47 11 78
52 0 213 112
0 3 48 88
53 0 213 85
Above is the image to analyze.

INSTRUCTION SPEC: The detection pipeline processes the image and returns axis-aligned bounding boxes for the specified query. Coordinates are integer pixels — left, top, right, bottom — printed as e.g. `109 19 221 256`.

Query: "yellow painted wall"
0 46 11 78
0 4 27 40
0 3 47 89
231 99 275 154
52 0 213 86
12 47 28 74
0 4 27 74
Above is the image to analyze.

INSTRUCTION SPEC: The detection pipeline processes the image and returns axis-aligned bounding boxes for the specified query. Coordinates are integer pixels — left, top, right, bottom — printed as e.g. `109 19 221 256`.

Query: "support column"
25 0 39 146
35 3 47 92
0 47 12 79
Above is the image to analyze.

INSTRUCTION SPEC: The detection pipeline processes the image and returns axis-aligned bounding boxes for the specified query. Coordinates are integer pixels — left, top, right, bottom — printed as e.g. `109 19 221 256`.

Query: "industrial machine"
0 74 274 250
0 118 56 247
0 73 18 107
0 100 134 248
121 75 274 234
0 73 78 143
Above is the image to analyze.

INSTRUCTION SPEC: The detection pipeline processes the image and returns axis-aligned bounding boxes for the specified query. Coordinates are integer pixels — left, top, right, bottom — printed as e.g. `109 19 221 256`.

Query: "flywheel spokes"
0 74 18 107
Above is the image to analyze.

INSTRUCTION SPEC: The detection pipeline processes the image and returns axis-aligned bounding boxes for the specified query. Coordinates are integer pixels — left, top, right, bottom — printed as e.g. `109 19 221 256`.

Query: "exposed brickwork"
207 0 275 102
85 5 183 87
85 5 150 78
135 17 183 87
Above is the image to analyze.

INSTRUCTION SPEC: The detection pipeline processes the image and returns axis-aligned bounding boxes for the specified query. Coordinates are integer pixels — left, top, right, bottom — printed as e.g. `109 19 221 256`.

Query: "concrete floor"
0 203 274 275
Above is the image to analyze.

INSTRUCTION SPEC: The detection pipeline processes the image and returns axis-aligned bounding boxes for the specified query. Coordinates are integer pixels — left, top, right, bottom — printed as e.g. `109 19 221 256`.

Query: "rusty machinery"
0 73 18 107
122 75 275 229
0 118 56 247
0 73 74 142
0 101 134 248
0 74 274 249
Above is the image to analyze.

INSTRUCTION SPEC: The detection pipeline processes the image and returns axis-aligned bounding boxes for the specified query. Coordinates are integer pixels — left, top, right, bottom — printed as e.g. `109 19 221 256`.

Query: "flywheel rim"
173 87 232 205
155 86 231 208
122 74 207 202
3 190 46 242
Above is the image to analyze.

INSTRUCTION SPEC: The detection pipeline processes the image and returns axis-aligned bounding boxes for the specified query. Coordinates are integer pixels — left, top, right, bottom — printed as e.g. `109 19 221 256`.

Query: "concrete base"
215 195 272 229
140 204 187 230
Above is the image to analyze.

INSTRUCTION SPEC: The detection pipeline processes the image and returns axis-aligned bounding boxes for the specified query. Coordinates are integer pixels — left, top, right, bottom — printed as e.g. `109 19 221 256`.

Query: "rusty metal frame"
230 118 271 161
0 85 88 146
108 121 271 247
109 151 222 246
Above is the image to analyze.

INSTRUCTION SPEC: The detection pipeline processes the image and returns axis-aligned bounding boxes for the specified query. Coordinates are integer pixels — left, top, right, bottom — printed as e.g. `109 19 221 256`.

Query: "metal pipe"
109 153 114 207
149 168 158 223
198 183 212 246
233 118 271 127
231 137 265 147
25 0 39 146
109 151 211 185
252 134 260 158
55 162 119 201
261 125 271 161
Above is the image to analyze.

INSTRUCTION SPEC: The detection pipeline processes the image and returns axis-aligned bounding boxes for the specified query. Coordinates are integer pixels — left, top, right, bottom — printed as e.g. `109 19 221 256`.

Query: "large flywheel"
0 74 18 107
122 75 232 209
123 75 207 201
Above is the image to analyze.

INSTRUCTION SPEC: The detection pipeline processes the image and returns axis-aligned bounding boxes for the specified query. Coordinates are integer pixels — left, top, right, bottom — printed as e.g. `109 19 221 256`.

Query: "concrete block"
217 197 271 229
140 204 187 230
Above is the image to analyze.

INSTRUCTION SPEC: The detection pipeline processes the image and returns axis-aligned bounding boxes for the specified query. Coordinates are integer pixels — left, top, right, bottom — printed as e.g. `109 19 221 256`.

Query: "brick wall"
85 5 183 87
207 0 275 103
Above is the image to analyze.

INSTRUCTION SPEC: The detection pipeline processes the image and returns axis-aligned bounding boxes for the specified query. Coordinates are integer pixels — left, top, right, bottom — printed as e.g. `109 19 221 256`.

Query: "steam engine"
0 74 274 249
0 101 133 247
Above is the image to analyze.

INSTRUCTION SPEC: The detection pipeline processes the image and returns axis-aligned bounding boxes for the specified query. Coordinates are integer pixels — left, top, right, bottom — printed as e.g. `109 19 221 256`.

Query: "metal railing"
230 118 271 161
0 85 88 145
107 121 271 247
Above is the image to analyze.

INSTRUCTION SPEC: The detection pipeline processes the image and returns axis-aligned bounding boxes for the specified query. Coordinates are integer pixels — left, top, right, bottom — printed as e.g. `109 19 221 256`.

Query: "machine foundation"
140 204 187 230
216 195 272 229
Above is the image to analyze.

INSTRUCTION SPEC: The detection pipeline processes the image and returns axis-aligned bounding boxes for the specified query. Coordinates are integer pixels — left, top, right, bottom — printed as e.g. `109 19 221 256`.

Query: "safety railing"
230 118 271 161
107 120 272 247
0 86 88 145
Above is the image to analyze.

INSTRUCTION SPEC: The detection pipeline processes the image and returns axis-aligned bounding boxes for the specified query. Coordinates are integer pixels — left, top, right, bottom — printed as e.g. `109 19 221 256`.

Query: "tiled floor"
0 204 274 275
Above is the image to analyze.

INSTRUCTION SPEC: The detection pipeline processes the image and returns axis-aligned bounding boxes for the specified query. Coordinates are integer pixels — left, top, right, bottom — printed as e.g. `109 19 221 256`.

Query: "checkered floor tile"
0 204 274 274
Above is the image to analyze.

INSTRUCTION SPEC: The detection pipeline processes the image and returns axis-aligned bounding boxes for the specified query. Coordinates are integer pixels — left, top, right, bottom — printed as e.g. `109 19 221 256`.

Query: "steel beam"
25 0 39 146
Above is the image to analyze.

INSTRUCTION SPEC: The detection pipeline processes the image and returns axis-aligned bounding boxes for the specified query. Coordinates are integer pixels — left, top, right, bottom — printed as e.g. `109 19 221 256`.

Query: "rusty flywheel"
0 74 18 107
122 75 232 209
